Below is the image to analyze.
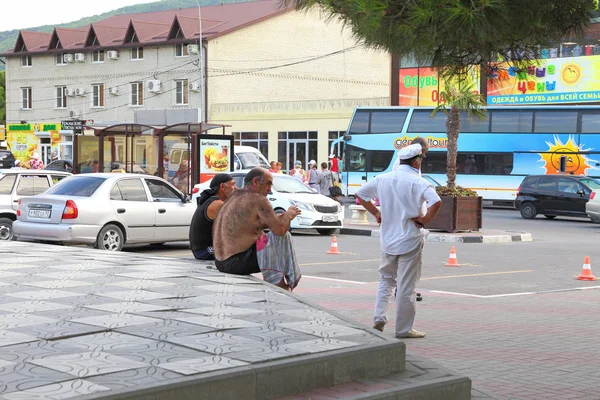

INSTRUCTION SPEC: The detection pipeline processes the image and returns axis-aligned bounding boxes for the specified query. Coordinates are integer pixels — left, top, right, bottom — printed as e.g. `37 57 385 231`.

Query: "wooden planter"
426 196 482 233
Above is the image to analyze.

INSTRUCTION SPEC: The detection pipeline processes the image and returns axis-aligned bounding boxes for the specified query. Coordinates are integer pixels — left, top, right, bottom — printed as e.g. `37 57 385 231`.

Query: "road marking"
429 285 600 298
300 258 381 266
302 276 374 285
421 270 533 280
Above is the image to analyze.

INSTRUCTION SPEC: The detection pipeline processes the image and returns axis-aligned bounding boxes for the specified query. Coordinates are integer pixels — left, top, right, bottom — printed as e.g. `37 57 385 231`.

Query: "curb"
339 228 532 243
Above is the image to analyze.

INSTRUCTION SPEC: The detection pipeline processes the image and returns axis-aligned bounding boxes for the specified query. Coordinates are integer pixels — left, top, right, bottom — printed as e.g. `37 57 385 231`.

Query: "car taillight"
16 199 21 217
62 200 78 220
516 186 521 197
591 191 597 200
192 187 199 194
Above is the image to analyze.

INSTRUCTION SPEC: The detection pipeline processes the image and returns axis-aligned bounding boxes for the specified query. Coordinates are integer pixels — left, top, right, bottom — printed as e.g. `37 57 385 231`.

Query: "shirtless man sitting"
213 167 302 290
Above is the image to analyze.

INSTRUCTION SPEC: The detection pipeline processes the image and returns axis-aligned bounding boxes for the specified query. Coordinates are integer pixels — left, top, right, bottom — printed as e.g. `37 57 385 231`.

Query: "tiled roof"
51 27 89 50
3 0 291 55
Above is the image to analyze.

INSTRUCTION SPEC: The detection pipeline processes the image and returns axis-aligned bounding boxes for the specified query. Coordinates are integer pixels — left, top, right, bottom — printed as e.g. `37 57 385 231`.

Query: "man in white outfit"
356 142 441 339
392 137 428 171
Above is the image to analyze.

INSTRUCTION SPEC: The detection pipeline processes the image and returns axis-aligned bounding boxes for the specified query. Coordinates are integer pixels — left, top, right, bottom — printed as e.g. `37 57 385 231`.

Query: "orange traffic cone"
576 256 596 281
445 246 460 267
327 235 341 255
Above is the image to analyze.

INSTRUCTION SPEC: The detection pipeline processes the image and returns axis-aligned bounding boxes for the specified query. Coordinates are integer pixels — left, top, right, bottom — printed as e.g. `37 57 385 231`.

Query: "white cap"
32 152 40 159
309 159 316 165
329 153 335 158
397 143 422 160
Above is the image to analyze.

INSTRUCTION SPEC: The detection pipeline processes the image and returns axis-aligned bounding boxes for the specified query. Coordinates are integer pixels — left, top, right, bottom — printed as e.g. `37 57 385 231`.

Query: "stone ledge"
339 226 532 243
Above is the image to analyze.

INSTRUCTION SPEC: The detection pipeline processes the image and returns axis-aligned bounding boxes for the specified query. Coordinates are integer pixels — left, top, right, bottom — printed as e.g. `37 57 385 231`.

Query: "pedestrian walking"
306 160 320 192
290 160 306 182
317 162 342 204
356 142 442 339
29 152 44 170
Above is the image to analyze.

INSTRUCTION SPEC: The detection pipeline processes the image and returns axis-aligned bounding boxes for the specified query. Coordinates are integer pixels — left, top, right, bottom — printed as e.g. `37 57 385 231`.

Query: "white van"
167 144 269 178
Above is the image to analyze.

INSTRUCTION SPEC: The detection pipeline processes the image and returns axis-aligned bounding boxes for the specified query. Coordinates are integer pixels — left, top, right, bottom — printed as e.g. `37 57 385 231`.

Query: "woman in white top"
290 160 306 182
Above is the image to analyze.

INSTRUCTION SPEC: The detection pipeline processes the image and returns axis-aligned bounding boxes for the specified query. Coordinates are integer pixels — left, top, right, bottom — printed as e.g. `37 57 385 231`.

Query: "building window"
56 53 66 65
131 82 143 106
21 55 32 67
233 132 269 157
131 47 143 60
277 131 318 173
56 86 67 108
175 43 189 57
22 87 32 109
175 79 189 105
328 131 345 158
92 84 105 108
92 50 105 63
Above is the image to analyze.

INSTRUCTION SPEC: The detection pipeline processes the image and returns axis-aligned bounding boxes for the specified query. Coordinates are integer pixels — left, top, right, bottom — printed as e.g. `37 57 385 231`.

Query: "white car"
0 169 72 240
13 173 196 251
192 172 344 235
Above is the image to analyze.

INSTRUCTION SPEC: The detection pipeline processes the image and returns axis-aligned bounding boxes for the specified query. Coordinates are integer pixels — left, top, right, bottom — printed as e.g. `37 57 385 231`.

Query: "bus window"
421 152 513 175
534 111 577 133
490 111 533 133
407 110 446 133
348 110 370 134
371 151 394 172
581 113 600 133
370 111 408 133
460 111 490 132
347 146 366 172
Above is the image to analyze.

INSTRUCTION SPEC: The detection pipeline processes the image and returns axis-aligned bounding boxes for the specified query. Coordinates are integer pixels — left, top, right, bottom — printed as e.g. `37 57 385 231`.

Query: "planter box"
426 196 482 233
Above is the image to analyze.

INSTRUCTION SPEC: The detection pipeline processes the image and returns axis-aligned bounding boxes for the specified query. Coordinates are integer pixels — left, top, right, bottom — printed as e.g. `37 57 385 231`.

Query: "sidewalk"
0 242 469 400
340 219 533 243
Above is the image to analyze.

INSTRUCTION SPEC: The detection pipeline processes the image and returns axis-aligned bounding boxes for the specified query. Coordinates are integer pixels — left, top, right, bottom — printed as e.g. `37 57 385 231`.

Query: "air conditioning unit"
190 82 201 92
109 87 119 95
75 88 87 96
187 44 199 55
63 54 74 63
66 88 76 97
74 53 86 62
107 50 119 60
69 110 81 118
147 80 161 93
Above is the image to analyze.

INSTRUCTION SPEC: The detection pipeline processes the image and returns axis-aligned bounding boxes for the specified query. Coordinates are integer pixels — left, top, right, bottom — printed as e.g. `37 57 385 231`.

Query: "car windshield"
237 152 269 169
579 178 600 189
45 176 106 197
273 176 315 194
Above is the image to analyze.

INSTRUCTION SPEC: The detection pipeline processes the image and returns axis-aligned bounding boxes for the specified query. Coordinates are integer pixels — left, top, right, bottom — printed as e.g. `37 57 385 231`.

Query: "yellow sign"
6 122 62 165
394 136 448 150
0 126 5 141
488 55 600 105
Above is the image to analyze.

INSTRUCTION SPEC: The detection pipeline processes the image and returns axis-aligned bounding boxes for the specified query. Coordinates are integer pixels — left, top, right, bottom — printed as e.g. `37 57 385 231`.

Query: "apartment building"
1 0 390 171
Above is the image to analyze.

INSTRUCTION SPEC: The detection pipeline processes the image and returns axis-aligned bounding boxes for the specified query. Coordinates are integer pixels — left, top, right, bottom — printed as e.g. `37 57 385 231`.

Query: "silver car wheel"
96 224 124 251
0 218 14 241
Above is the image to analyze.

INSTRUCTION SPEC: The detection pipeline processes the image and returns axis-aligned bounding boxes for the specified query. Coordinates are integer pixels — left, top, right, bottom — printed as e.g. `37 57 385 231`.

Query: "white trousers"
373 240 423 337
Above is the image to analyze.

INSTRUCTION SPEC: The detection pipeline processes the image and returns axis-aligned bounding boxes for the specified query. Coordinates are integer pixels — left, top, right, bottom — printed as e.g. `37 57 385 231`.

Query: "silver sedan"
14 173 196 251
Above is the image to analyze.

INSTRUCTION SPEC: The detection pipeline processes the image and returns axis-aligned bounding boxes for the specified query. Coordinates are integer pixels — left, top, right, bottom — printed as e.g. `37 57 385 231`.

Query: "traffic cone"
445 246 460 267
327 235 341 255
576 256 596 281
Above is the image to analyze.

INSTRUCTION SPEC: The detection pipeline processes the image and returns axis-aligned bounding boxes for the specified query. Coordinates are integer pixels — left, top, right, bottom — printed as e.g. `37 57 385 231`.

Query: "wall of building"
4 46 202 125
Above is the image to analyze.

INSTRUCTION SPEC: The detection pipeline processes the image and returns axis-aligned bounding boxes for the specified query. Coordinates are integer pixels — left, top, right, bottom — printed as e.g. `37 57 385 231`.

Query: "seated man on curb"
189 174 237 260
213 167 302 290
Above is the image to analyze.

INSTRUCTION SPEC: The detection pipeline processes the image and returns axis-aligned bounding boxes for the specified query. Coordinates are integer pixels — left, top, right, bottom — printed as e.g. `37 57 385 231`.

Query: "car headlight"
290 200 314 211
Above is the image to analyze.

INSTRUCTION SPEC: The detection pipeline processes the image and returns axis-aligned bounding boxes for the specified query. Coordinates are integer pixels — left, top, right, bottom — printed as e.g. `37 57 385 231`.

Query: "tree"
283 0 596 191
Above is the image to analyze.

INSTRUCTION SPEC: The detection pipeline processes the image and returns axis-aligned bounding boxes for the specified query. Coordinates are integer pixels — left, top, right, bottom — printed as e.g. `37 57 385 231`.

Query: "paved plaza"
0 242 408 399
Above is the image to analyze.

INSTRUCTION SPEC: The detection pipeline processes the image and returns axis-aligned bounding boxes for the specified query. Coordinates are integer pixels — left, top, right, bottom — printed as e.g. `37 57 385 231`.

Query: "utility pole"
194 0 205 124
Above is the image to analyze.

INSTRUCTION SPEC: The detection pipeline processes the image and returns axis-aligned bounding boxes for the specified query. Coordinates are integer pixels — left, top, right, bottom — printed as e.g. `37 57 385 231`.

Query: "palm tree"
432 79 486 191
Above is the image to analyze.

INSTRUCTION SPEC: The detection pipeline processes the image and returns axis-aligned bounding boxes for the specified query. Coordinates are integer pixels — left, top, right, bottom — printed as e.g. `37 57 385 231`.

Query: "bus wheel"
519 202 537 219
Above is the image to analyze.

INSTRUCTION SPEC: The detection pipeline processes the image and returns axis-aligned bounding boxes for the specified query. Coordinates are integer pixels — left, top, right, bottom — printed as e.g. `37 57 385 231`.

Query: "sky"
0 0 155 31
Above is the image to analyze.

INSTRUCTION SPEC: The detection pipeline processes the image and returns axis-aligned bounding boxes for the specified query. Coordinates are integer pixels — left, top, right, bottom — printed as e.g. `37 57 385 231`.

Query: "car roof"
0 170 71 175
525 174 595 180
73 173 156 179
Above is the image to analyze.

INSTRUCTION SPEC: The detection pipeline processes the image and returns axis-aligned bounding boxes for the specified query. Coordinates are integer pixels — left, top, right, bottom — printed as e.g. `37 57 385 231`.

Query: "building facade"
1 0 390 172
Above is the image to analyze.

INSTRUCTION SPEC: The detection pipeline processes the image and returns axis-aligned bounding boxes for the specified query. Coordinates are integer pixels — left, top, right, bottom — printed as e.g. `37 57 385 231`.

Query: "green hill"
0 0 259 66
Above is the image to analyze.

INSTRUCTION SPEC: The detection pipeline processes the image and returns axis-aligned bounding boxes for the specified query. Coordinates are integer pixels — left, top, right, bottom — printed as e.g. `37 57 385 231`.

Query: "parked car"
13 173 195 251
192 172 344 235
0 170 72 240
46 159 74 172
0 150 16 169
515 174 600 220
585 190 600 223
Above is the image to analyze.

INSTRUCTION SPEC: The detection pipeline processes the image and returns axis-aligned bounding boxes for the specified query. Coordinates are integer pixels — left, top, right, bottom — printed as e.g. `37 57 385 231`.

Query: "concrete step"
275 353 472 400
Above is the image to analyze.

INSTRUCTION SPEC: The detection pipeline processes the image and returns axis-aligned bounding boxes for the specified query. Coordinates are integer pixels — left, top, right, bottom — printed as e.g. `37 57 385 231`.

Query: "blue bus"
332 106 600 203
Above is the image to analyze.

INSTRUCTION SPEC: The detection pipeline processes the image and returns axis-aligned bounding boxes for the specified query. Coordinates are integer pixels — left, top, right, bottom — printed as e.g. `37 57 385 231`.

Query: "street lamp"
194 0 205 124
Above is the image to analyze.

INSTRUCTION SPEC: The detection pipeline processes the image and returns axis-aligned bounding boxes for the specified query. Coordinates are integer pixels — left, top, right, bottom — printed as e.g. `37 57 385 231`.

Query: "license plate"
28 209 51 219
322 215 338 222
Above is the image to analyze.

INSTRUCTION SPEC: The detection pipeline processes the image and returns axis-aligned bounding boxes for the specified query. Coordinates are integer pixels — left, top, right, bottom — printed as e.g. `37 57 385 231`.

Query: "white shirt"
356 164 441 255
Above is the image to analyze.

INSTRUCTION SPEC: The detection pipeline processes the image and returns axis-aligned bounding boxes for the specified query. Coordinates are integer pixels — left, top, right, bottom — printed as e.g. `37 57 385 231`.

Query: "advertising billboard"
197 135 234 183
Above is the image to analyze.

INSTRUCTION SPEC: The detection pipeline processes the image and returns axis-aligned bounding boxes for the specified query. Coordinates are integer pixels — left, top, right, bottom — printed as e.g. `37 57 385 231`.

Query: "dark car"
46 159 74 172
515 174 600 220
0 150 16 169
